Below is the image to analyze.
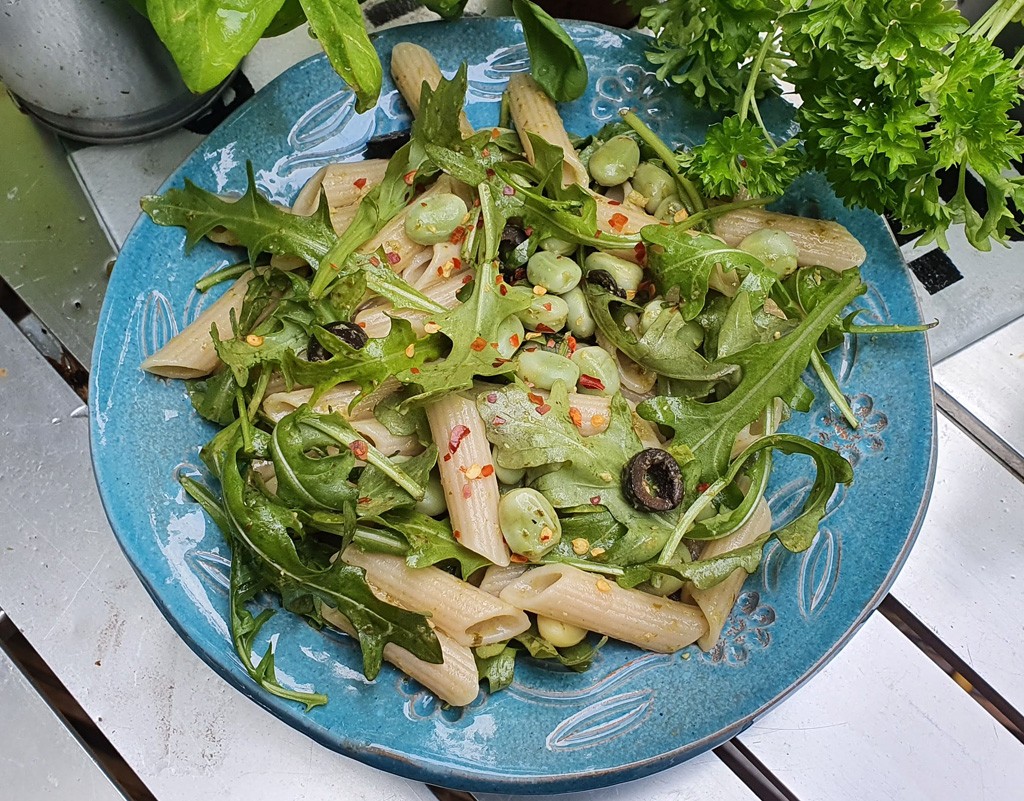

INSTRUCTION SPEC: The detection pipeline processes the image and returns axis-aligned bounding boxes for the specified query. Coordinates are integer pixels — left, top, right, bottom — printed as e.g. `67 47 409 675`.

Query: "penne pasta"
499 564 709 653
426 393 510 566
478 564 529 597
342 546 530 647
506 73 589 188
320 160 389 210
350 417 423 458
320 605 479 707
355 265 466 337
291 165 328 216
141 271 254 379
690 499 773 651
391 43 475 139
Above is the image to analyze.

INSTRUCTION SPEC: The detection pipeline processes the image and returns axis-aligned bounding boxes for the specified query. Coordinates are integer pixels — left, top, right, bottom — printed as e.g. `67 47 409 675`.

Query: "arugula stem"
351 525 409 556
544 556 625 576
619 110 705 213
195 261 251 293
669 196 774 234
810 347 858 429
749 98 777 151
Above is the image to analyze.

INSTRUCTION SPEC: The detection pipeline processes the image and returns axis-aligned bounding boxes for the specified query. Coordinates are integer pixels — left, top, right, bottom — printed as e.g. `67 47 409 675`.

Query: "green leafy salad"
140 49 931 710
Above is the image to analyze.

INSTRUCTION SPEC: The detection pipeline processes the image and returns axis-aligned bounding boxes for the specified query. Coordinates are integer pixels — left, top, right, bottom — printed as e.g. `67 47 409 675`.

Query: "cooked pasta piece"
141 271 253 379
291 166 328 216
350 417 422 458
355 265 466 337
320 605 479 706
426 393 510 566
320 160 389 209
506 73 589 187
342 546 529 647
689 499 773 651
391 43 475 139
478 564 529 597
263 384 362 422
731 398 786 458
499 563 709 652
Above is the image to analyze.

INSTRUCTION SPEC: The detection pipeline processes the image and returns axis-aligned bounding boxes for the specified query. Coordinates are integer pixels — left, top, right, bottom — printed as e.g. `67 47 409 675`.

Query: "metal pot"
0 0 235 143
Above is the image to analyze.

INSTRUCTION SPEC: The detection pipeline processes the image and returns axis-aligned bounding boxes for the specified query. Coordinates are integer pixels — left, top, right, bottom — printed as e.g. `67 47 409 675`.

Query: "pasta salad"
139 41 929 710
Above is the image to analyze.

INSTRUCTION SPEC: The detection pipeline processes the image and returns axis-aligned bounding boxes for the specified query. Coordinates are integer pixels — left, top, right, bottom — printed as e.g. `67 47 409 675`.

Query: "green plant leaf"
299 0 381 113
512 0 589 102
356 447 438 518
376 508 492 579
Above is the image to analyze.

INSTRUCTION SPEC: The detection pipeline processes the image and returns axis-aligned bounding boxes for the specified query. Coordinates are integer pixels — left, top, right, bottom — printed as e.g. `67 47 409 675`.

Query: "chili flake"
410 367 420 374
569 407 583 428
608 212 629 232
539 526 553 543
566 335 577 353
697 482 710 494
492 415 507 426
358 496 372 505
453 529 462 541
509 553 530 564
470 337 488 352
403 170 417 185
405 343 416 357
502 185 516 196
499 284 508 296
535 323 554 334
491 127 500 139
542 302 552 312
608 200 621 206
353 177 367 189
590 495 601 505
486 392 498 403
448 424 471 454
527 392 545 406
480 464 494 478
369 255 381 267
350 440 369 460
386 251 401 266
449 226 467 244
536 404 551 416
462 484 473 499
509 333 520 349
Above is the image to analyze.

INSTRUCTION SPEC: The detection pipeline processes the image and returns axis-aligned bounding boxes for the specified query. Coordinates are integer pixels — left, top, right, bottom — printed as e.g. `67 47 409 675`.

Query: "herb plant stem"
737 25 781 127
810 348 858 429
619 110 705 213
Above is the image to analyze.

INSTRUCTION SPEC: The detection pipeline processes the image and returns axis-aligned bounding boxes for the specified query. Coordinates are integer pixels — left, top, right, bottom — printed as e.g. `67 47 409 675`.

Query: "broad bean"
588 136 640 187
632 162 675 214
584 251 644 294
414 472 447 517
537 616 587 648
516 347 580 390
560 286 596 338
538 235 576 256
738 229 799 278
527 251 582 295
570 345 620 396
498 488 562 561
492 445 525 486
495 314 525 358
516 293 570 332
404 192 468 245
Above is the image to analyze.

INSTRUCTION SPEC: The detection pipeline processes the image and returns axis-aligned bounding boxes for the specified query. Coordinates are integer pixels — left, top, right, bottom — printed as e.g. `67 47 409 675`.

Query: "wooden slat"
737 613 1024 800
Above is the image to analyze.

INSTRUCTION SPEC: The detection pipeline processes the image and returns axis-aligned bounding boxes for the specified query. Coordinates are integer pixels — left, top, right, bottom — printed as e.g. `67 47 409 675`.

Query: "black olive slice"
499 223 530 283
622 448 684 512
586 269 626 299
306 321 369 362
363 130 411 160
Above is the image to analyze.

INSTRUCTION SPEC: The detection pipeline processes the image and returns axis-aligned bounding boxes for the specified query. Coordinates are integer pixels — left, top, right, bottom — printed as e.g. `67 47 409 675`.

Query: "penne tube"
320 160 389 210
391 43 474 139
320 605 479 707
355 266 467 337
731 398 786 459
594 195 659 260
291 165 328 216
478 564 529 597
714 207 866 271
426 393 510 566
141 271 254 379
262 377 403 422
499 564 709 653
690 499 773 651
506 73 589 187
350 417 422 458
342 546 530 647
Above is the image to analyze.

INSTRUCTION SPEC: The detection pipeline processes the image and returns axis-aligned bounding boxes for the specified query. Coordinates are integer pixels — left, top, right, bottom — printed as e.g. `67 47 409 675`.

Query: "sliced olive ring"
622 448 684 512
363 130 411 160
586 269 626 299
499 223 530 283
306 321 369 362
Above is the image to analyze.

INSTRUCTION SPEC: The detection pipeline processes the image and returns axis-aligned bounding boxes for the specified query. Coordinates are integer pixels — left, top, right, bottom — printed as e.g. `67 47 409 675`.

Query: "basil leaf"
145 0 285 93
299 0 381 113
512 0 589 102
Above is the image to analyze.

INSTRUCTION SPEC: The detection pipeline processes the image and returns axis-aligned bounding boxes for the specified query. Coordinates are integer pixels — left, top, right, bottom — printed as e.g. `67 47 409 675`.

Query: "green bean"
538 235 576 256
516 347 580 390
527 251 582 295
495 314 525 359
561 286 596 338
498 488 562 560
516 293 569 332
570 345 620 396
587 136 641 187
632 162 675 214
584 251 644 294
414 472 447 517
738 229 799 278
405 193 468 245
492 445 525 486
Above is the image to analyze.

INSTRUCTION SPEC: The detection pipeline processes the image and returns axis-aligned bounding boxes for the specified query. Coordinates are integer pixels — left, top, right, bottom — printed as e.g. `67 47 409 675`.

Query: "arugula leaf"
376 508 491 579
475 643 518 693
642 224 767 320
512 0 589 102
269 408 359 514
186 370 239 425
145 0 286 93
639 268 865 482
585 285 736 390
477 382 676 564
514 628 607 671
210 427 442 679
399 256 533 406
142 163 335 266
299 0 381 114
356 447 438 518
619 534 770 591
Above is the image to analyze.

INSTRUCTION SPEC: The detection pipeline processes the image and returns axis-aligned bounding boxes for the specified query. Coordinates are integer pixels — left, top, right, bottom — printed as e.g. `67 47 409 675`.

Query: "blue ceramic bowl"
90 19 935 794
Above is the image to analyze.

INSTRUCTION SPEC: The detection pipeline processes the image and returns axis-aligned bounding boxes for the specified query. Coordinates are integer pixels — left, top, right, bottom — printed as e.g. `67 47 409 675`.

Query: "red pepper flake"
462 274 473 285
502 185 516 196
443 453 452 462
403 170 417 185
536 403 551 416
353 177 367 189
449 226 467 244
499 284 508 296
462 484 473 499
524 227 534 236
579 374 606 391
481 464 494 478
566 335 577 353
453 529 462 541
609 212 629 232
697 482 710 494
452 257 462 271
476 217 484 229
349 440 369 460
491 127 501 139
509 333 521 349
369 255 381 267
410 367 420 374
495 274 504 285
543 302 552 312
595 229 603 238
569 407 583 428
482 147 491 158
509 553 530 564
492 415 507 426
329 262 340 271
386 250 401 266
608 200 621 206
357 321 367 329
470 336 488 352
491 358 510 368
448 424 471 454
489 341 499 349
358 496 371 504
527 392 545 406
590 495 602 505
486 168 496 178
535 323 554 334
634 242 647 263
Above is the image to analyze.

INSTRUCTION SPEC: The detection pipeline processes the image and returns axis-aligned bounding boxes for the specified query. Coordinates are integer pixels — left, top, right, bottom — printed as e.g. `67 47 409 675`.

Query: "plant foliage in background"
632 0 1024 251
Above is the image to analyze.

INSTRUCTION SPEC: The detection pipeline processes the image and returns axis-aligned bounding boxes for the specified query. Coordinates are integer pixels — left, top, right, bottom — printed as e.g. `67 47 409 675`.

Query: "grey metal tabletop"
2 14 1023 801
